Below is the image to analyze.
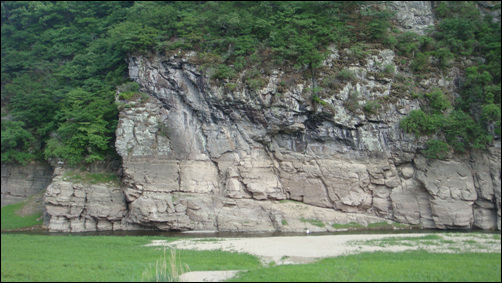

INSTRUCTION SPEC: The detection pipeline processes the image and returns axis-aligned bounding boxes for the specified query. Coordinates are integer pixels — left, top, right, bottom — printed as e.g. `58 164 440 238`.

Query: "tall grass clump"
142 248 190 282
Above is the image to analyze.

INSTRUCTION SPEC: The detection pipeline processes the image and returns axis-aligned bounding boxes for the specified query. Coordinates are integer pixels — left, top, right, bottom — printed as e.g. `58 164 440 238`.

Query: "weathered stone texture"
99 51 501 233
1 162 53 206
37 2 501 232
44 174 131 232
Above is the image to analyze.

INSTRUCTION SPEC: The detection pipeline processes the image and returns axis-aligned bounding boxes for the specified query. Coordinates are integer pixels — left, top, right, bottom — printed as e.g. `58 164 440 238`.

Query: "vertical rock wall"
1 162 53 207
106 53 500 232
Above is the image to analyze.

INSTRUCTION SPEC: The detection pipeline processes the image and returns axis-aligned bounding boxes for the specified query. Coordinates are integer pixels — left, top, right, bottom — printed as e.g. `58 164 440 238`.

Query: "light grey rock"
109 52 500 232
44 175 128 232
1 162 53 206
384 1 435 35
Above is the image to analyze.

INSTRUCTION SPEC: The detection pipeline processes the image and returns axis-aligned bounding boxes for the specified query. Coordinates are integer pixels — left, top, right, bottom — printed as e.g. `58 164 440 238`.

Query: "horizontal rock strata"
42 2 501 232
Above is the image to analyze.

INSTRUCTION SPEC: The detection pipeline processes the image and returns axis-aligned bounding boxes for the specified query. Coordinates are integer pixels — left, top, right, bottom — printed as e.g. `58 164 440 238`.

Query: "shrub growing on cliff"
401 108 492 156
336 69 356 81
442 110 492 152
410 53 428 72
211 64 237 80
400 109 440 138
423 139 449 160
424 88 451 114
363 100 381 114
433 48 454 69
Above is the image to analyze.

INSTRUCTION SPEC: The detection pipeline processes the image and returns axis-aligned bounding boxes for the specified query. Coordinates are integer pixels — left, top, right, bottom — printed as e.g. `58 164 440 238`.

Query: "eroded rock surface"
66 50 496 233
1 162 53 206
40 2 501 232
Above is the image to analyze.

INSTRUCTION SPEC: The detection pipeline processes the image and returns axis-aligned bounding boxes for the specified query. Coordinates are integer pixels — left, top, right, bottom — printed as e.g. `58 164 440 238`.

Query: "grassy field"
1 233 500 282
0 234 261 281
229 251 501 282
2 201 500 282
1 202 43 230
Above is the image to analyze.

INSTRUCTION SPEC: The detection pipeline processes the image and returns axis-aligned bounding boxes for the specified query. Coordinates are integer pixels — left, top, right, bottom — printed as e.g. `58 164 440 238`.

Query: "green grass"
331 222 364 229
1 202 42 230
366 221 409 229
1 234 500 282
63 171 120 185
300 218 325 228
356 235 443 247
0 234 261 282
228 250 501 282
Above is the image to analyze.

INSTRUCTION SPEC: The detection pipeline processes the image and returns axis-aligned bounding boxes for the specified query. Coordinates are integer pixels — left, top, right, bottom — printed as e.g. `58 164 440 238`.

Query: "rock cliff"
100 51 498 232
38 1 501 232
1 162 53 207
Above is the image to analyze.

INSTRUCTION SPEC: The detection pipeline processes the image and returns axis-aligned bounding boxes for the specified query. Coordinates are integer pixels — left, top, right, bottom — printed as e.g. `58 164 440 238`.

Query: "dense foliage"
1 1 130 164
1 1 500 164
398 1 501 158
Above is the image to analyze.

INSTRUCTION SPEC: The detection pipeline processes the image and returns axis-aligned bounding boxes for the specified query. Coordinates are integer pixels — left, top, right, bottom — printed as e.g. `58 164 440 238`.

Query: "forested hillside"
1 1 500 165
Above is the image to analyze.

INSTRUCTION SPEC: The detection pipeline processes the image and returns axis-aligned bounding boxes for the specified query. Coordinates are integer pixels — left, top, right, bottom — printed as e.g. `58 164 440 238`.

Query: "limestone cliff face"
106 48 500 232
41 1 501 232
1 162 53 207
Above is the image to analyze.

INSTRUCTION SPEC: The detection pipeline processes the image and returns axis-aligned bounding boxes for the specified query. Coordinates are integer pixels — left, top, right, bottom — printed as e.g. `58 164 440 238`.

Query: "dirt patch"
15 192 45 217
179 270 241 282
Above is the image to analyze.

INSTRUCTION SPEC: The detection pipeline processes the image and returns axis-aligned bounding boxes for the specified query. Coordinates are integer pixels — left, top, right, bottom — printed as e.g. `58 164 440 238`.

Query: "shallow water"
2 228 500 238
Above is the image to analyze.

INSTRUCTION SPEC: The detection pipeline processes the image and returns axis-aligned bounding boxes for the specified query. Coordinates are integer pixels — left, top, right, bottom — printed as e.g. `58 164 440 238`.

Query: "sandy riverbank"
145 232 501 282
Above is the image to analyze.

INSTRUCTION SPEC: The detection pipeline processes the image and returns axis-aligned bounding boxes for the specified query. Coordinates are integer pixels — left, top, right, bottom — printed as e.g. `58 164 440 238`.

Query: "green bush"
363 100 381 114
108 21 160 53
117 91 137 101
418 35 436 52
434 48 454 69
382 63 396 75
247 78 266 91
442 110 491 152
400 110 440 138
344 91 361 113
117 82 140 93
211 64 237 80
482 103 501 135
1 120 36 165
312 94 327 106
349 44 369 59
43 88 117 165
396 32 420 56
320 74 338 89
423 139 449 159
383 35 397 49
410 53 428 72
337 69 356 81
424 88 451 113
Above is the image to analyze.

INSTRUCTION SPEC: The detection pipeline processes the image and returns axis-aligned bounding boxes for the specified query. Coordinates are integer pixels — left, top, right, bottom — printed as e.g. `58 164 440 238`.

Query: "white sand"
145 232 501 282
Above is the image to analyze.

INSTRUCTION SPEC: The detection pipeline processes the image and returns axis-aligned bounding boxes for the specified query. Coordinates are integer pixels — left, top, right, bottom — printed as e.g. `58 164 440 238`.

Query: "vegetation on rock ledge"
1 1 500 164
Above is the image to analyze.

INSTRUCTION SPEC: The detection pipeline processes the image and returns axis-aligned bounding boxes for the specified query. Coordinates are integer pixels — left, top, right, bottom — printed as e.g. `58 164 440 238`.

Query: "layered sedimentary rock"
1 162 53 206
41 2 501 232
41 48 501 232
43 167 135 232
88 48 498 233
